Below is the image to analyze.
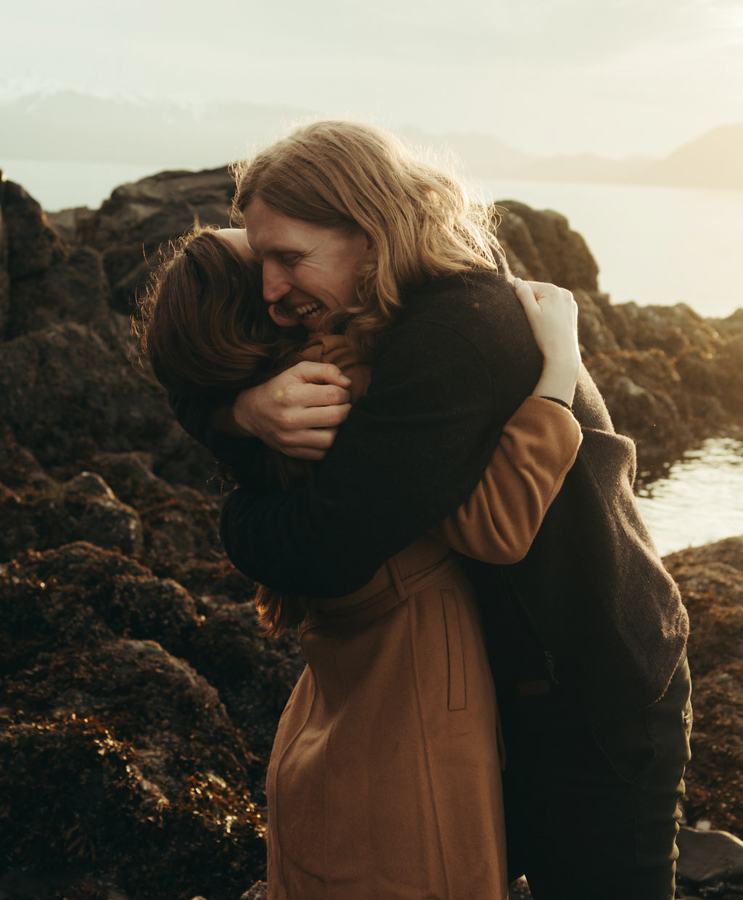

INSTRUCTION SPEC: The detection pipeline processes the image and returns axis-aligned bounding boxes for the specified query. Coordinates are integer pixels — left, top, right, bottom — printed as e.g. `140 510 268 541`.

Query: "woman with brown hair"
140 222 583 899
170 120 691 900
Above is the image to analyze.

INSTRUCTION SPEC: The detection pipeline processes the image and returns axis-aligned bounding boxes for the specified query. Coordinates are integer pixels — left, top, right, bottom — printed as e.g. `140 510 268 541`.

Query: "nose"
262 259 290 303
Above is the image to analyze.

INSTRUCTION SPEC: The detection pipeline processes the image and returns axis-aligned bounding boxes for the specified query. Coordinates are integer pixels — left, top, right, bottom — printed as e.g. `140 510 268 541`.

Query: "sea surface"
2 158 743 552
2 158 165 213
636 438 743 557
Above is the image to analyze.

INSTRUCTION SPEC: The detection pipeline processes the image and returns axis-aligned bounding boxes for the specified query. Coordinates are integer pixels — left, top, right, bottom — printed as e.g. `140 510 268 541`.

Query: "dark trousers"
499 656 692 900
468 567 692 900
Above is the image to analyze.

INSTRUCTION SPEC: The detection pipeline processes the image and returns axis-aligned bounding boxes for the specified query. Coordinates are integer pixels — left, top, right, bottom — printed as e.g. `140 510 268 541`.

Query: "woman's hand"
514 279 582 408
230 362 352 460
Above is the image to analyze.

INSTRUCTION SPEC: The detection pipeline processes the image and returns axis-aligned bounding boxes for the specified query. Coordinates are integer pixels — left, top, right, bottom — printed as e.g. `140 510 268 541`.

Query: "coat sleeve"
430 397 582 564
311 337 582 566
220 320 504 597
168 387 264 465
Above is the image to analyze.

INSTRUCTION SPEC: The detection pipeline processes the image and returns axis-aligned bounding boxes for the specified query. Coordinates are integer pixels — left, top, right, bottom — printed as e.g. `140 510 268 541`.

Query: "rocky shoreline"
1 169 742 899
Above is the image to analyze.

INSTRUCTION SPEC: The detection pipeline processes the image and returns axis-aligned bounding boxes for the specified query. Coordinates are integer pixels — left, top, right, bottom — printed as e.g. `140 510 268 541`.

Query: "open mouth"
268 300 325 328
296 302 323 319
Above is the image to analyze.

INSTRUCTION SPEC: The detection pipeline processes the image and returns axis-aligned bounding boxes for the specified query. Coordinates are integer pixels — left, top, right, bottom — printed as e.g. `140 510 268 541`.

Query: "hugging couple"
140 119 691 900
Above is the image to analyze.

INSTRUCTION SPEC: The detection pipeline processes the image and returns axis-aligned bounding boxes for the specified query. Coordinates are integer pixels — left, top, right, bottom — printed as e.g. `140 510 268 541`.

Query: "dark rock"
0 639 266 900
79 168 234 313
614 302 719 356
87 168 234 250
87 450 227 581
0 538 302 762
573 289 621 356
677 825 743 883
508 877 534 898
495 199 600 292
668 537 743 575
664 538 743 838
675 348 723 401
0 176 11 335
665 539 743 681
684 663 743 838
0 472 143 561
490 198 741 476
7 245 110 338
586 349 691 471
2 180 67 281
715 308 743 342
187 599 304 760
715 337 743 416
46 205 96 245
0 544 196 677
0 425 53 491
0 321 214 485
0 540 305 895
89 450 160 497
494 208 552 283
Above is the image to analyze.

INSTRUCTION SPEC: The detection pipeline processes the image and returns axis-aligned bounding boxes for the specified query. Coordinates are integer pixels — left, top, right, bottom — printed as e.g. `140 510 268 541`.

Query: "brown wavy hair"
135 225 314 635
232 120 509 354
136 225 306 393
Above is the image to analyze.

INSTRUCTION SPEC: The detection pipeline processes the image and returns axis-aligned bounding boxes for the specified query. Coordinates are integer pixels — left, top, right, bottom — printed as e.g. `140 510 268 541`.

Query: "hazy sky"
4 0 742 157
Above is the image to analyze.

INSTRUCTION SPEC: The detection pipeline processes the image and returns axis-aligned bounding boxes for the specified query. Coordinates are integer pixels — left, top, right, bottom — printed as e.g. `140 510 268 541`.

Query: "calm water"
636 438 743 557
1 157 171 211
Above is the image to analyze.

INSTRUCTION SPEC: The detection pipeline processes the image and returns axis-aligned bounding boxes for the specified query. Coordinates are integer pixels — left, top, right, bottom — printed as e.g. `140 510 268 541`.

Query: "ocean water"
1 157 176 212
636 438 743 557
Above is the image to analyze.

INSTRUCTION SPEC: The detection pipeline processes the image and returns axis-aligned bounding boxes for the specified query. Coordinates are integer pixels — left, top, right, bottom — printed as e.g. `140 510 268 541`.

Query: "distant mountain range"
398 123 743 191
2 90 741 192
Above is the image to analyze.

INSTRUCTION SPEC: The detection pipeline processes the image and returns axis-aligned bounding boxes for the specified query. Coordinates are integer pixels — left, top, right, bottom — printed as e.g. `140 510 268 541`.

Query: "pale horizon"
4 0 743 160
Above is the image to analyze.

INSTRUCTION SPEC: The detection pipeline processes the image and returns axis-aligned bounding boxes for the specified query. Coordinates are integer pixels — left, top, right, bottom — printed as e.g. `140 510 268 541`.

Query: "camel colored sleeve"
431 396 582 564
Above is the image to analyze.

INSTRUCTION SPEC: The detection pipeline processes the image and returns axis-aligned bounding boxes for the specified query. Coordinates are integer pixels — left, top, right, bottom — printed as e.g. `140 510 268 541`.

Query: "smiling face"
243 197 374 333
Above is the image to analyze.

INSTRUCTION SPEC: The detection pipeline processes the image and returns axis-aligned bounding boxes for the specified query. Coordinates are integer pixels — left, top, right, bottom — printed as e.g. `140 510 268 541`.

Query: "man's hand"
232 361 352 460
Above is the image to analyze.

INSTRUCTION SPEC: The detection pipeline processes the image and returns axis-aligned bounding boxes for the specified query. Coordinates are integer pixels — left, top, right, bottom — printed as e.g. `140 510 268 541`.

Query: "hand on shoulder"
514 279 582 407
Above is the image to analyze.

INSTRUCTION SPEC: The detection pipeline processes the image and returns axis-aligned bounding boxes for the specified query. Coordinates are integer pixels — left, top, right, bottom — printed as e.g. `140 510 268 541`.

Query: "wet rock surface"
662 538 743 900
0 172 741 898
677 826 743 886
665 538 743 838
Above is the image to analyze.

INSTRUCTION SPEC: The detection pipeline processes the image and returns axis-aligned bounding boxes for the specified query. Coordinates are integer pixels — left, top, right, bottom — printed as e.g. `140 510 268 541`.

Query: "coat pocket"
441 590 467 710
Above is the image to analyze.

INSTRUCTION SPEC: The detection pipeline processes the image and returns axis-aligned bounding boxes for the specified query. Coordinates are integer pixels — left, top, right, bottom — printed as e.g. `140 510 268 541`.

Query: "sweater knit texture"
172 270 688 718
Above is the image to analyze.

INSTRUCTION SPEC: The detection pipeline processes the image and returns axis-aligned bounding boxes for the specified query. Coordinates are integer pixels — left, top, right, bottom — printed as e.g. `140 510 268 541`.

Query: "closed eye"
275 252 303 268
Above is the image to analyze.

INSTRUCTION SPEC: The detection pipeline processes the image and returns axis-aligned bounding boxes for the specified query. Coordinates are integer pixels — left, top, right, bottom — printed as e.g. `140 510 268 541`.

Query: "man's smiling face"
243 197 374 333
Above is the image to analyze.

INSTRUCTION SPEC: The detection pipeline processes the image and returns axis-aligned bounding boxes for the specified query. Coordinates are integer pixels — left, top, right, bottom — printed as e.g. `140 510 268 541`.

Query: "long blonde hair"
232 120 507 353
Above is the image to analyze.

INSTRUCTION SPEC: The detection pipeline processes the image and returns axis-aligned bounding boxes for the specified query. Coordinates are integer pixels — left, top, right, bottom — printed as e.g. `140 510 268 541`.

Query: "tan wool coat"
265 335 582 900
